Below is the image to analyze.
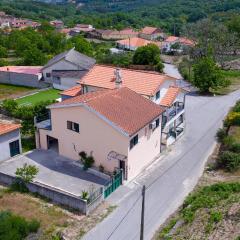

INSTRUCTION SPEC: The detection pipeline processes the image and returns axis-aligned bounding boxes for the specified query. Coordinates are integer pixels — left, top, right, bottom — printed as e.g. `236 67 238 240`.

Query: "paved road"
83 66 240 240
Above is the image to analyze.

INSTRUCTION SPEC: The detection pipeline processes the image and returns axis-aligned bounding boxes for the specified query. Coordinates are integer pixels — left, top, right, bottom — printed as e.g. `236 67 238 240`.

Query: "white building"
0 122 22 162
42 48 96 90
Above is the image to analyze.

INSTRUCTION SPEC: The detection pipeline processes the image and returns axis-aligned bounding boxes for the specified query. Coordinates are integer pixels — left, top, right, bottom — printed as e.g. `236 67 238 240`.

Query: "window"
46 72 51 78
67 121 79 133
130 135 138 150
156 91 160 100
156 118 160 128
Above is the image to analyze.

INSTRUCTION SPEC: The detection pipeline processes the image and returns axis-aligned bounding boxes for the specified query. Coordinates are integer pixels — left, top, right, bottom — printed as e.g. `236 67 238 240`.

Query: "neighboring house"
0 66 48 88
139 26 165 40
80 65 177 103
88 28 139 40
60 85 82 101
117 37 153 51
35 87 164 181
42 48 96 90
160 86 186 147
11 19 40 29
0 122 22 162
50 20 64 29
162 36 195 53
69 24 94 36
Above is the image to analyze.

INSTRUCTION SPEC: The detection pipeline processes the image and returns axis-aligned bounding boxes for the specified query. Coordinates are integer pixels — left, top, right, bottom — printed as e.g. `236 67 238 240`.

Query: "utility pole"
140 185 146 240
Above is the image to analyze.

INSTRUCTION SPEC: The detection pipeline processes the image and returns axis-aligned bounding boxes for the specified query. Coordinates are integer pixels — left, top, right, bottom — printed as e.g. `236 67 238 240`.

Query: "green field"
16 89 60 106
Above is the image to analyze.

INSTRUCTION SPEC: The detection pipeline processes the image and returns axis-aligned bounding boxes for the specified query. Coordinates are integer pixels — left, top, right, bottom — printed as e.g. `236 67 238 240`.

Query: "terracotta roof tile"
80 65 177 97
141 26 162 35
160 86 181 107
61 85 82 97
117 37 152 48
51 87 164 136
0 122 21 136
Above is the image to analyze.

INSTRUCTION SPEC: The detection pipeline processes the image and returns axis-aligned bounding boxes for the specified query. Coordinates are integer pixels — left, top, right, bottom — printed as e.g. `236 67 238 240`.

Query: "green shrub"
218 151 240 172
216 128 227 142
15 163 39 184
181 182 240 222
79 152 95 170
225 112 240 126
81 190 89 201
0 211 40 239
1 99 18 116
28 219 40 233
229 143 240 153
222 136 235 149
232 102 240 112
155 61 164 73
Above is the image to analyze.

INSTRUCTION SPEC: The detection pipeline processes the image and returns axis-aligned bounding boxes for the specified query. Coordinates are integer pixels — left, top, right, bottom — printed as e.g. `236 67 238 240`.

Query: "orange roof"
51 87 164 136
141 26 161 35
160 86 181 107
0 122 21 136
117 37 152 48
61 85 82 97
165 36 179 43
179 37 195 46
80 65 176 97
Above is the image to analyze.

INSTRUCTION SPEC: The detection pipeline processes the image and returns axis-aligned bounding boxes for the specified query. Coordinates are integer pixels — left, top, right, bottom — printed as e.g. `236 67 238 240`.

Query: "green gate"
104 169 123 199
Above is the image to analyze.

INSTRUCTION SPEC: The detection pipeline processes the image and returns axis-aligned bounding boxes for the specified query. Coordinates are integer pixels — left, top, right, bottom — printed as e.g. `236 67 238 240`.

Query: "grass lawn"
16 89 60 106
213 70 240 95
0 84 36 100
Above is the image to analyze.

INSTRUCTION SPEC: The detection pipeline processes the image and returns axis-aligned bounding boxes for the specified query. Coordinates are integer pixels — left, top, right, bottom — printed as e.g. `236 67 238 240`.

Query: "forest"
1 0 240 34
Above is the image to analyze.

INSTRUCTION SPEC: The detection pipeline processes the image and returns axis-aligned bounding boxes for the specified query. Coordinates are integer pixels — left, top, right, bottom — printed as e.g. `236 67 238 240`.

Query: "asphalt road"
83 66 240 240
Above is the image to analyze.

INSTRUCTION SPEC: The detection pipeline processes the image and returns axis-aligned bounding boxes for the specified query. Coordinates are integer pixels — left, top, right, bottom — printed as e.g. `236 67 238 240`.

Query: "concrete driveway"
0 149 109 196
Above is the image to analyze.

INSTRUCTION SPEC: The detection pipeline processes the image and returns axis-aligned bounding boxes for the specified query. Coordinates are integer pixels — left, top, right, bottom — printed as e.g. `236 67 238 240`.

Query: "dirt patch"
0 186 116 240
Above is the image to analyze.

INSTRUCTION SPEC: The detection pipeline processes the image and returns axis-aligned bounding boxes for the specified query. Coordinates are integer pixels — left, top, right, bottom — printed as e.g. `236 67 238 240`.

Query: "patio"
0 149 109 196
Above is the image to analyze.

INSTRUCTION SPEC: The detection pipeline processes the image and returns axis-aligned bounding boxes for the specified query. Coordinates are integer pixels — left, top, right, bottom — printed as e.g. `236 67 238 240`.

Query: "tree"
15 163 39 184
70 36 93 56
133 44 161 66
0 46 7 58
23 47 47 65
192 56 229 93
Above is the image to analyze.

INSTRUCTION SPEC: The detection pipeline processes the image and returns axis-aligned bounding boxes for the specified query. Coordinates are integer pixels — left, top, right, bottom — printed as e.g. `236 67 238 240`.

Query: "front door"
9 140 20 157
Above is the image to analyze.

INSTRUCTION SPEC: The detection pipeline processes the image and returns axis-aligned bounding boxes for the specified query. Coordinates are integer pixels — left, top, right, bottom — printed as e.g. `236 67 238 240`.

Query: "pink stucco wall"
37 105 162 181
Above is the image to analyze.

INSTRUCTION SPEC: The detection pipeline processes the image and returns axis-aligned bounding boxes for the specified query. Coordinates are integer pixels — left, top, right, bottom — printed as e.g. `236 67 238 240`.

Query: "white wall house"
42 48 96 90
0 122 22 162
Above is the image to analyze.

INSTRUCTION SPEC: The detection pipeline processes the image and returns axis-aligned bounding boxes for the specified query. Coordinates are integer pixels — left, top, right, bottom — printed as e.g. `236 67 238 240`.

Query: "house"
0 121 22 162
0 66 48 88
80 65 177 103
139 26 165 40
42 48 96 90
116 37 160 51
162 36 195 53
160 86 186 147
50 20 64 29
70 24 94 36
88 28 139 40
35 87 165 181
11 19 40 29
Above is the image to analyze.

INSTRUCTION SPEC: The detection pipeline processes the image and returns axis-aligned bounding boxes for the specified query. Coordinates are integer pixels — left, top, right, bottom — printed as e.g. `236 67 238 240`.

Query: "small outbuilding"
0 122 22 162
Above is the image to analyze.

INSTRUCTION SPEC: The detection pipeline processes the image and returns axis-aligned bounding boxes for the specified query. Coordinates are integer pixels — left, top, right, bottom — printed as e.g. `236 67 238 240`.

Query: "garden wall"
0 171 103 215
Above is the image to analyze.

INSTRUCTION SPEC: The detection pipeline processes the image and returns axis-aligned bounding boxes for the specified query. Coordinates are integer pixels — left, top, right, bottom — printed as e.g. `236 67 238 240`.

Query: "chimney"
114 68 122 89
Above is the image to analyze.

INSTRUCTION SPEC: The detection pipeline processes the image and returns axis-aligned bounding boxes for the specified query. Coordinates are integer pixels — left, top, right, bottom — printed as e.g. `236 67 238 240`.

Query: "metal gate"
104 169 123 199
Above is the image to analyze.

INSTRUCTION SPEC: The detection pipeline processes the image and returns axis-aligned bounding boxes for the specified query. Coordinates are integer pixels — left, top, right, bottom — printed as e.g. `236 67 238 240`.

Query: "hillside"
1 0 240 33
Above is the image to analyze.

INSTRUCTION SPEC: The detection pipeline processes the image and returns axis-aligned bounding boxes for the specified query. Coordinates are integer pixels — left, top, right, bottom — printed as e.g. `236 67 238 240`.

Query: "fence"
0 171 103 215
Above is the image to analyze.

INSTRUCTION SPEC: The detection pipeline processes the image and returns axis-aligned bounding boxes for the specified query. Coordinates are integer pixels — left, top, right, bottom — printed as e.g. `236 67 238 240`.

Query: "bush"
229 143 240 153
15 163 39 184
1 99 18 116
155 61 164 73
0 211 40 239
79 152 95 170
216 128 227 142
81 190 89 201
222 136 235 148
225 112 240 126
218 151 240 172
